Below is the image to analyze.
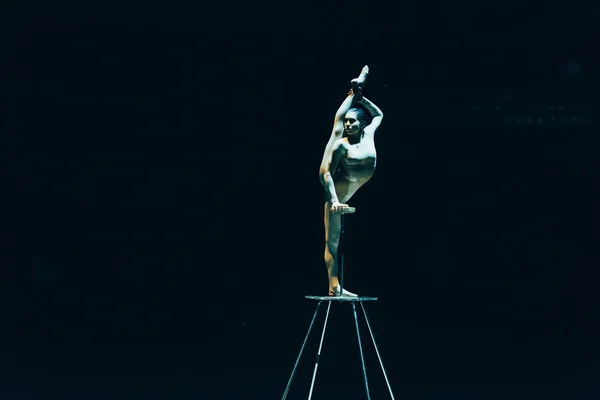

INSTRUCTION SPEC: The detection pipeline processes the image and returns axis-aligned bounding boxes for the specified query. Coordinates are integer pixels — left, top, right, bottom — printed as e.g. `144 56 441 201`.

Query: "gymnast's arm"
319 139 344 205
356 96 384 137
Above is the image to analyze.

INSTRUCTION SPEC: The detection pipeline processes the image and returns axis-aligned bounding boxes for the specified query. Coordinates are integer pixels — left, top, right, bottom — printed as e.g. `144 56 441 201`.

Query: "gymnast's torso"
331 136 376 203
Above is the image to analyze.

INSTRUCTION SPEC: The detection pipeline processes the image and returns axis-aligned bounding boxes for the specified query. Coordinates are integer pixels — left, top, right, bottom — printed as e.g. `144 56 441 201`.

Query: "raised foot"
329 286 358 297
359 65 369 81
351 65 369 90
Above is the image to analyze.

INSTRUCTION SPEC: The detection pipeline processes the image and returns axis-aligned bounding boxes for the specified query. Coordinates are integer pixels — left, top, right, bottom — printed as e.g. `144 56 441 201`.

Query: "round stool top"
305 295 378 302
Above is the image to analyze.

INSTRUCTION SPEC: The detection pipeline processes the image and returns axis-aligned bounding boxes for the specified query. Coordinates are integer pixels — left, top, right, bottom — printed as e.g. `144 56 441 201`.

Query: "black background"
8 0 600 398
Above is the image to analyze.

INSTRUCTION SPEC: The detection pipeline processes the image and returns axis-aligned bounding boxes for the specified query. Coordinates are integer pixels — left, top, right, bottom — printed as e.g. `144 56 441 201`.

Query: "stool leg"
307 301 332 400
359 302 395 399
352 302 371 400
281 301 323 400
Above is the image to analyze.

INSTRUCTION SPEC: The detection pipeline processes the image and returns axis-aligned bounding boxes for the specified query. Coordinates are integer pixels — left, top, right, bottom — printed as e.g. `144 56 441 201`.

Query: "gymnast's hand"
330 200 349 213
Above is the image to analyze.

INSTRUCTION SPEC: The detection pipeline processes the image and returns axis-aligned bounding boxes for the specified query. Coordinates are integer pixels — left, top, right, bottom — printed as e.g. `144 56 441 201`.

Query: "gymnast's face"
344 111 363 136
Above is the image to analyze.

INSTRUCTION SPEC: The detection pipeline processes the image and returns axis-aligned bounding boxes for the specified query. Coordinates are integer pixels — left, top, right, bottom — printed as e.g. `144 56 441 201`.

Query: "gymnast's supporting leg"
359 302 396 399
324 202 357 296
339 213 345 296
352 302 371 399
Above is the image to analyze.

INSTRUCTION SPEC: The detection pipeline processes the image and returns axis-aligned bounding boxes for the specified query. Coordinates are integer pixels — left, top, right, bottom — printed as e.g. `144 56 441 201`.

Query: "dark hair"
346 107 369 126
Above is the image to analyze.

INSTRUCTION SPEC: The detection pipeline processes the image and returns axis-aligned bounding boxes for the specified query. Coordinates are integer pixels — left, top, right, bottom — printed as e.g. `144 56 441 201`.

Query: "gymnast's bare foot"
329 285 358 297
350 65 369 93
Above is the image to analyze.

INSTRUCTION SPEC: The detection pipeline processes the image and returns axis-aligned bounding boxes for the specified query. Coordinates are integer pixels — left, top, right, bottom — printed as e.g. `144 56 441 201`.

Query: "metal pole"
352 302 371 399
308 301 332 399
359 302 395 399
281 301 323 400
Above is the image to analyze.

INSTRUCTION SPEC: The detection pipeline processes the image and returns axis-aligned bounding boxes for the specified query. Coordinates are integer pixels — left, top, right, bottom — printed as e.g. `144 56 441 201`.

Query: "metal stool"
281 209 395 399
